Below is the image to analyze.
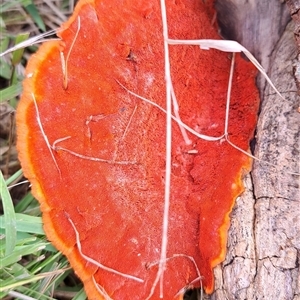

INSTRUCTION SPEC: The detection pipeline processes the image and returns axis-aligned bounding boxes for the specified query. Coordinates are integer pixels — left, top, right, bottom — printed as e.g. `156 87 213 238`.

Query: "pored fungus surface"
16 0 259 299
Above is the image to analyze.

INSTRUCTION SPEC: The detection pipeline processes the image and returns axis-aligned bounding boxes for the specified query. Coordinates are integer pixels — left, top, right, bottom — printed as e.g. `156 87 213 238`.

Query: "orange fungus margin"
16 0 259 299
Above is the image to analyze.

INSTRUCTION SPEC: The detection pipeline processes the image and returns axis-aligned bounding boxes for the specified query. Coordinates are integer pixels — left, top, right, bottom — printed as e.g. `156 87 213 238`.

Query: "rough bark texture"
209 1 300 299
287 0 300 92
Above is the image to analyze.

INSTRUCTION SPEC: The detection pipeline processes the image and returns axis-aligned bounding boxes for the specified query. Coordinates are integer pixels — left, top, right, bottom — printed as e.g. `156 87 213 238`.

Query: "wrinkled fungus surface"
16 0 259 299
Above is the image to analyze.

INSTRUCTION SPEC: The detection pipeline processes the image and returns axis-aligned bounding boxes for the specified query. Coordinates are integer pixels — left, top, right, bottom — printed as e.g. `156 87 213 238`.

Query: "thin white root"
147 253 201 279
31 93 61 176
170 82 192 145
85 114 109 141
224 53 235 136
145 0 174 298
66 214 144 283
52 136 72 147
122 104 138 140
175 276 203 300
147 253 202 299
61 16 81 89
52 136 136 165
92 276 113 300
55 146 136 165
226 138 299 176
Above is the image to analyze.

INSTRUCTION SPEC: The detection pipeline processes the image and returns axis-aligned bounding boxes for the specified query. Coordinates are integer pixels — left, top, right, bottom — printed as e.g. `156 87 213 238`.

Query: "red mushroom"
16 0 259 298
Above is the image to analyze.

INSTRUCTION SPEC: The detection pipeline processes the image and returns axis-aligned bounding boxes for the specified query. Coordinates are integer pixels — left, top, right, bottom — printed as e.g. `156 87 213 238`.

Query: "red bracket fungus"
16 0 259 299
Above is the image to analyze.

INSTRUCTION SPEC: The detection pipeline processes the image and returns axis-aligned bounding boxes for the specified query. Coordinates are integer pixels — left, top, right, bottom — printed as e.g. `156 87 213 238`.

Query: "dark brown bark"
286 0 300 94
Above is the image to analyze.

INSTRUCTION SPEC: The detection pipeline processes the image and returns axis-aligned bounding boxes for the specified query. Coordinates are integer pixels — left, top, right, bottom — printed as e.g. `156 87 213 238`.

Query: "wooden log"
209 1 300 299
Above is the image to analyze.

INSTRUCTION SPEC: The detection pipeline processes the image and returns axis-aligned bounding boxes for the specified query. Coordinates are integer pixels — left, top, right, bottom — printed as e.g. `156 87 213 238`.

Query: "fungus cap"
16 0 259 298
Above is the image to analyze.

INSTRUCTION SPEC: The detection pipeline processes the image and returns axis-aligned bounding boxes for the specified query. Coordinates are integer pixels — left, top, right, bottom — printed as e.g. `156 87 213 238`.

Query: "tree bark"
209 1 300 299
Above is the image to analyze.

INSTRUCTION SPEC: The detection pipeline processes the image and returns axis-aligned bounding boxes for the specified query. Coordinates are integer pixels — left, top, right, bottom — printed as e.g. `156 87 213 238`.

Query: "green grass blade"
0 170 17 255
0 0 21 12
30 252 62 274
23 3 46 32
14 192 35 213
0 57 12 80
1 242 47 268
0 213 43 235
12 33 30 66
0 37 9 53
72 288 87 300
0 82 23 102
5 169 23 186
0 268 64 293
